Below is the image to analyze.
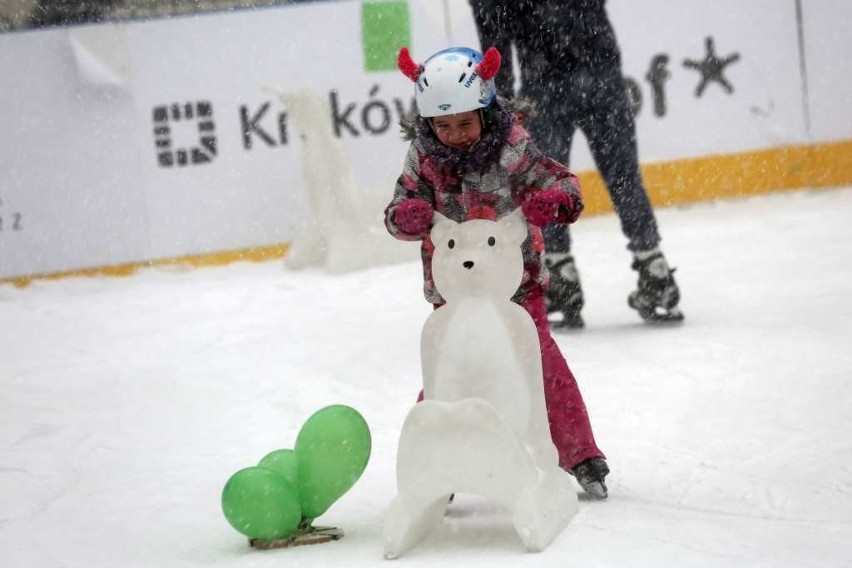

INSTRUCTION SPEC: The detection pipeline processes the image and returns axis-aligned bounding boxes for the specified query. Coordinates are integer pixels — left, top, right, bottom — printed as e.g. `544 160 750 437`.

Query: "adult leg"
579 67 683 322
522 75 579 258
577 66 660 253
523 77 587 327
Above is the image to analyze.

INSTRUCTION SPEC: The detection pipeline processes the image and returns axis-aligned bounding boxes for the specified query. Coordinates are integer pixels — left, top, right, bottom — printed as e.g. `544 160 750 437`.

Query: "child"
384 46 609 498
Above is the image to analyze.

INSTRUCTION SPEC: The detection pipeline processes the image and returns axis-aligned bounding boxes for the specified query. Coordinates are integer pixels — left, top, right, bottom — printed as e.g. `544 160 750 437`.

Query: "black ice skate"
570 457 609 499
628 250 684 324
545 254 585 329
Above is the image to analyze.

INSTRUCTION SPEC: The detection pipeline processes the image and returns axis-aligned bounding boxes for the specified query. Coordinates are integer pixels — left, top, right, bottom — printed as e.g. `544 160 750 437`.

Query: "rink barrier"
580 138 852 214
1 244 289 288
1 138 849 288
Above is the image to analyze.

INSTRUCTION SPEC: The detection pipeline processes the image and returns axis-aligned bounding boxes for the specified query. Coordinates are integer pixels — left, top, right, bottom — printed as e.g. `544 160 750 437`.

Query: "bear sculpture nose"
463 261 474 269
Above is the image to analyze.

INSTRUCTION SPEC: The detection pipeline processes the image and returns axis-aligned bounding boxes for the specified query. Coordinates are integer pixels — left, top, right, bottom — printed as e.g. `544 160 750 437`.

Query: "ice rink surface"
2 187 851 567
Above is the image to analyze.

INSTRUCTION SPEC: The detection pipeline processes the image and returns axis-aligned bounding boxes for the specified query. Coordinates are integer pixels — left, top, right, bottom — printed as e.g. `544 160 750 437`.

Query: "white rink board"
446 0 809 164
799 0 852 142
0 0 849 279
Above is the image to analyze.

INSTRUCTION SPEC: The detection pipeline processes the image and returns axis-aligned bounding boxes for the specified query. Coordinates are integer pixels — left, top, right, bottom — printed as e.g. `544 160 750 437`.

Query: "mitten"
394 198 433 235
522 189 572 227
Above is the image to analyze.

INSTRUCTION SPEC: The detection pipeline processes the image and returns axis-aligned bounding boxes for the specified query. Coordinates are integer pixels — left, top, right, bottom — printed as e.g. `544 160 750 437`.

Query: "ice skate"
545 254 585 329
628 249 684 324
570 457 609 499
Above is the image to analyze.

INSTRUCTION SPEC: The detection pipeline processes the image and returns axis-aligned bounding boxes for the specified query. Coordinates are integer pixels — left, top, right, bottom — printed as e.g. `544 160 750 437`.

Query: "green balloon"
258 449 298 487
221 466 302 540
295 405 371 520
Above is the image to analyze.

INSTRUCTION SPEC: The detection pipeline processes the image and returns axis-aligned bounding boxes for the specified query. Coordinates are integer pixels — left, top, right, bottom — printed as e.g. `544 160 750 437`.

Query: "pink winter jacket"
384 99 583 306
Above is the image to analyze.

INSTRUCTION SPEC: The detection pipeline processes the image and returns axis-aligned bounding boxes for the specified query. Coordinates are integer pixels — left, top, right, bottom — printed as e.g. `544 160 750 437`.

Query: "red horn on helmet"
476 47 502 80
397 47 421 82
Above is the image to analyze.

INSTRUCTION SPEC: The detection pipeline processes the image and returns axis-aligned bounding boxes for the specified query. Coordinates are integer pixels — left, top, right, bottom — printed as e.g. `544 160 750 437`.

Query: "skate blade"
580 480 608 500
640 306 685 324
547 312 585 330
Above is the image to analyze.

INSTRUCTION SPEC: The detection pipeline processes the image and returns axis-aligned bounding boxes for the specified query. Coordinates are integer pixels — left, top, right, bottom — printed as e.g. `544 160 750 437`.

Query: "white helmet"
398 46 502 118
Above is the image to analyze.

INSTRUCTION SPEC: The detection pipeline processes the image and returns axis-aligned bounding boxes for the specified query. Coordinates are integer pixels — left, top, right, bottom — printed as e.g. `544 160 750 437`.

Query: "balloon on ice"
295 404 372 520
220 405 371 546
258 448 298 487
384 209 578 558
221 466 302 540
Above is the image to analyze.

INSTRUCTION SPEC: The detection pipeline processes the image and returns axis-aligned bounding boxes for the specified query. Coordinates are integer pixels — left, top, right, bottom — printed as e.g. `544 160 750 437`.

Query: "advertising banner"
0 0 849 280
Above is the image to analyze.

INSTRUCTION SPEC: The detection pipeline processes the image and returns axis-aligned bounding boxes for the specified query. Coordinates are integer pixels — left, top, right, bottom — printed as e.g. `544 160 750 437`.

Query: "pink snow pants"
417 292 604 472
520 292 605 470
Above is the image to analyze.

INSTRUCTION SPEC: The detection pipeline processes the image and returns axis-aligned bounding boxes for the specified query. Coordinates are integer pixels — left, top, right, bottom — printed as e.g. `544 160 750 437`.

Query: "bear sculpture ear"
432 211 450 226
430 211 456 245
501 208 529 245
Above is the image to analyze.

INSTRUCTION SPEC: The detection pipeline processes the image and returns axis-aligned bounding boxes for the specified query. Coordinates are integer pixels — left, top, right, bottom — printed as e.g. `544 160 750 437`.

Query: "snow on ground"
1 187 851 567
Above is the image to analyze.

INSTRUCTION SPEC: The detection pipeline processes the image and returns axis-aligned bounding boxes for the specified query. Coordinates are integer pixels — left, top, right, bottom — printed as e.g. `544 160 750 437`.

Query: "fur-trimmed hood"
399 97 537 174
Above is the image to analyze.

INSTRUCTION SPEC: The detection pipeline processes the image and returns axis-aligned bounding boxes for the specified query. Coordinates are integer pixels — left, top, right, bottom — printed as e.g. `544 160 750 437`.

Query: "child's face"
431 111 482 150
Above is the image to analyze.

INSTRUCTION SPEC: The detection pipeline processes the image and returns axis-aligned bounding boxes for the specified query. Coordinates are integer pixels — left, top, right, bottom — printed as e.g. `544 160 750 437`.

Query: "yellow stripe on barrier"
578 138 852 215
3 244 290 288
2 139 850 287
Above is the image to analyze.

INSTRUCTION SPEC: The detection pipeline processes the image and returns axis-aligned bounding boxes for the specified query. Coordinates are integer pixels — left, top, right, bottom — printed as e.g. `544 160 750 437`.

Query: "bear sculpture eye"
448 239 455 249
487 236 496 246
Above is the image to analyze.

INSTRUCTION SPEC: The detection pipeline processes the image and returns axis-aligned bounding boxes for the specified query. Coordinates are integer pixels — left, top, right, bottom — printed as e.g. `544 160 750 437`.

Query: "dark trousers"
524 66 661 254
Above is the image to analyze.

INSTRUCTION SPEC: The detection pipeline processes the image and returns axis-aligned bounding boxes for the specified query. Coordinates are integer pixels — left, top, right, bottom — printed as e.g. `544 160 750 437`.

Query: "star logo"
683 37 741 97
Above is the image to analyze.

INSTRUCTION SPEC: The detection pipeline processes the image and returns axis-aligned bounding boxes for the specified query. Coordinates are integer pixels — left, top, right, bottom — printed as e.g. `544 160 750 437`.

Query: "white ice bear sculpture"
384 209 578 559
274 88 417 273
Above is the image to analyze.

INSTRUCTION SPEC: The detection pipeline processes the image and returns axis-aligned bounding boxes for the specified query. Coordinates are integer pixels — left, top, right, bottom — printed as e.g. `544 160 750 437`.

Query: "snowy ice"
1 187 852 567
